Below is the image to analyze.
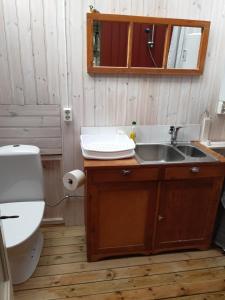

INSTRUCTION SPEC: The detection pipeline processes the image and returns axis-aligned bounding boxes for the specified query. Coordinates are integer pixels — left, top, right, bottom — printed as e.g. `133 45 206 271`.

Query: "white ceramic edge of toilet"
8 214 44 284
0 145 45 285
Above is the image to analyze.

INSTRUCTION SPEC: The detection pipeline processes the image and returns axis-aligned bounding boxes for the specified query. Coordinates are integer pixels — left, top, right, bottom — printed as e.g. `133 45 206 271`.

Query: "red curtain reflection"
100 21 128 67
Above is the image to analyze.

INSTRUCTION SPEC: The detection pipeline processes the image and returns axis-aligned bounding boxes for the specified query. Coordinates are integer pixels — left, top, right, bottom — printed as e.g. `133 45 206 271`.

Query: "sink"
176 145 206 158
200 141 225 157
135 144 185 163
135 143 217 164
211 148 225 156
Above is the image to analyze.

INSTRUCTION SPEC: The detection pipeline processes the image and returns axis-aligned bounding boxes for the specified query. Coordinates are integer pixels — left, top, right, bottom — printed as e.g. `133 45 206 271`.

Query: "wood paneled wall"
0 105 61 154
0 0 65 154
1 0 225 224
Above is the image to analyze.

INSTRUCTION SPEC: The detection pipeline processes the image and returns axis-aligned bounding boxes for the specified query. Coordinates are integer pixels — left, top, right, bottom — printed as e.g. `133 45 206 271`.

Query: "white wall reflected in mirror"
216 66 225 114
167 26 202 69
219 67 225 102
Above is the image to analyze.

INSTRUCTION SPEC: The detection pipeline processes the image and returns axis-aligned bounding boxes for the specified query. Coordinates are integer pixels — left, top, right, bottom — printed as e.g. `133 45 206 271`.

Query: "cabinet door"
154 178 222 251
88 181 157 260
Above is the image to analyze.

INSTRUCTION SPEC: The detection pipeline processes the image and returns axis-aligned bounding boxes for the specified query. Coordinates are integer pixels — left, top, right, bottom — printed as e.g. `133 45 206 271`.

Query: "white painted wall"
1 0 225 223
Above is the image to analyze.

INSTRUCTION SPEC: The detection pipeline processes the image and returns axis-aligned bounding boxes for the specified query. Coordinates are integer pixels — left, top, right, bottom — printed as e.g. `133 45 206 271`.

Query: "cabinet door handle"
121 169 132 176
158 215 165 221
190 167 200 173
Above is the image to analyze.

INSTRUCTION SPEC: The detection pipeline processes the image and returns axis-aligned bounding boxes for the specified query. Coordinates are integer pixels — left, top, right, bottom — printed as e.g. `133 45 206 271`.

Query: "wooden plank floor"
13 225 225 300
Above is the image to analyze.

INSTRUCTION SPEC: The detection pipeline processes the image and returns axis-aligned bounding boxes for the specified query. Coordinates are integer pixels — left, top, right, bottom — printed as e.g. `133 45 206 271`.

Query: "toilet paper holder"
46 170 85 208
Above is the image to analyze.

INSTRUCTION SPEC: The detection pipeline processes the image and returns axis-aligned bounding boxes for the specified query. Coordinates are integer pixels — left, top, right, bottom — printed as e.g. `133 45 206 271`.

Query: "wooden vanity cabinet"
85 166 159 261
85 162 224 262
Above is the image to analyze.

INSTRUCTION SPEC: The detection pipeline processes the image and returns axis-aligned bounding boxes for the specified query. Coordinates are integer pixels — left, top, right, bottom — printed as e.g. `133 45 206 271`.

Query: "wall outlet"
63 107 72 121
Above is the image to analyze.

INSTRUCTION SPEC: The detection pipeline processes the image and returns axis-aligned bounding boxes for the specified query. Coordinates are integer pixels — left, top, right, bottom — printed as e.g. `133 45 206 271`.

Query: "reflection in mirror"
216 65 225 114
93 20 129 67
131 23 167 68
167 26 202 69
219 67 225 101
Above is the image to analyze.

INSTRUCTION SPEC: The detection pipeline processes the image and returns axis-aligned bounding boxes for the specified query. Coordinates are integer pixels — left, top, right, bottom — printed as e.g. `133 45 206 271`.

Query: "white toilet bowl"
0 201 45 284
0 145 45 284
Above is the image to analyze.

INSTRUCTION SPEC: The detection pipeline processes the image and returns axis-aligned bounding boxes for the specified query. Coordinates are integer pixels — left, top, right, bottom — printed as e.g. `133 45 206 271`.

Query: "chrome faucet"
169 126 182 146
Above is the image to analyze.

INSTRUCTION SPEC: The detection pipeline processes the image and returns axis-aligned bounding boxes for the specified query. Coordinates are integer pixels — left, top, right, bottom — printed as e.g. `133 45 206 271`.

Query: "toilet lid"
0 201 45 248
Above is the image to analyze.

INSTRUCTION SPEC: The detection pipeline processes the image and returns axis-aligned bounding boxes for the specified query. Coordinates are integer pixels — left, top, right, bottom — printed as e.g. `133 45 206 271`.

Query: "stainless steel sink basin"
135 144 185 164
135 143 217 164
176 145 206 158
211 148 225 156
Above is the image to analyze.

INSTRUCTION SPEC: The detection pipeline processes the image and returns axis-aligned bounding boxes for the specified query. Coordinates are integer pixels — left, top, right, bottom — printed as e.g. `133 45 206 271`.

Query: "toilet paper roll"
63 170 85 191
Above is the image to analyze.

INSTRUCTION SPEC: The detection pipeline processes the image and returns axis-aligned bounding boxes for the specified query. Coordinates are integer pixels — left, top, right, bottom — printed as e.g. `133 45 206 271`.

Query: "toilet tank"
0 145 44 203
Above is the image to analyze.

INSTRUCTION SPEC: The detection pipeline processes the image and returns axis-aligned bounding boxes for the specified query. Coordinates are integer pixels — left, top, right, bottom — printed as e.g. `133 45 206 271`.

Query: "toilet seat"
0 201 45 248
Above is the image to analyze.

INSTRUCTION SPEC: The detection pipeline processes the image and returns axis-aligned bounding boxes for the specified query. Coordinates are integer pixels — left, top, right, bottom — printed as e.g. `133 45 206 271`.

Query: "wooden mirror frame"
87 13 210 76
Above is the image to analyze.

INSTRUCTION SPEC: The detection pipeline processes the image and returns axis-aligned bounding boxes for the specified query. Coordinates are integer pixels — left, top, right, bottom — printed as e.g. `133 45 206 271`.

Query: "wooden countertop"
84 141 225 169
84 157 138 168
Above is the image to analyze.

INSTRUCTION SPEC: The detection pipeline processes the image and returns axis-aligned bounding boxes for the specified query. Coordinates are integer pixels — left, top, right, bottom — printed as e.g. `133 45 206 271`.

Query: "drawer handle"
121 169 132 176
190 167 200 173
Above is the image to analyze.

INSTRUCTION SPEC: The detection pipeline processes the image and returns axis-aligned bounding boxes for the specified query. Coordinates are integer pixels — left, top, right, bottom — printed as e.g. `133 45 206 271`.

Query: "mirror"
87 13 210 75
167 26 202 69
93 20 129 67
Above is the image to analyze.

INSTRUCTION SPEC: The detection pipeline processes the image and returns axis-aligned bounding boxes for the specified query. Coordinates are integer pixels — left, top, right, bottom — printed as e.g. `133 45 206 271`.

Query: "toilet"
0 145 45 284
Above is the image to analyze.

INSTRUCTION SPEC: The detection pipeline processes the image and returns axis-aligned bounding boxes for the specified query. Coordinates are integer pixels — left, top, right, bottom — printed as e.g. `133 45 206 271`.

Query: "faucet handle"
169 126 175 133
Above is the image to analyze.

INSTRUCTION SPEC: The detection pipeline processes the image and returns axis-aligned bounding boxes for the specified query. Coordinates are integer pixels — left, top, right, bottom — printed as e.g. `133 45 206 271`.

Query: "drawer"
91 167 159 183
165 165 225 180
